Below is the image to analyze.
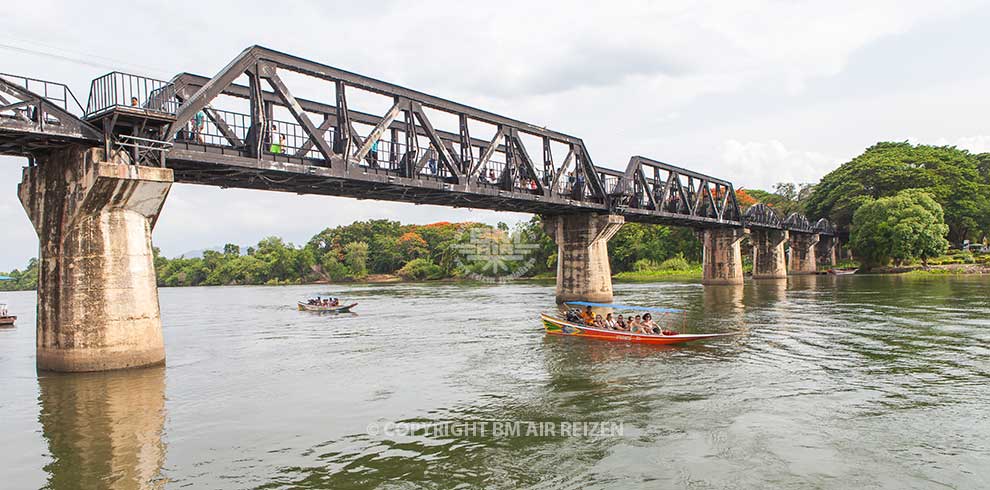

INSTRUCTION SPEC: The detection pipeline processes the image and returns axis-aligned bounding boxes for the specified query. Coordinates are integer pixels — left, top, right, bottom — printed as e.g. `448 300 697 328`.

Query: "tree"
344 241 369 278
735 189 757 210
806 142 990 242
397 231 429 261
319 254 349 281
849 190 949 269
745 182 814 216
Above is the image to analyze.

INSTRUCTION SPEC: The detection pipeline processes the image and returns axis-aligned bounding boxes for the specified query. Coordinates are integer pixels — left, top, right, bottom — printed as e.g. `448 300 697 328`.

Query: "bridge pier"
788 232 820 275
18 146 172 372
543 213 624 303
700 228 745 285
751 228 788 279
816 235 838 267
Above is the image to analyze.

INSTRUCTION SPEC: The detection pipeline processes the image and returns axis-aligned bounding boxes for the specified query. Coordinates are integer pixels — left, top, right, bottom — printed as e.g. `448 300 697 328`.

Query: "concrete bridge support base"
788 232 820 275
751 229 788 279
700 228 745 285
543 213 624 303
18 145 173 372
816 235 838 267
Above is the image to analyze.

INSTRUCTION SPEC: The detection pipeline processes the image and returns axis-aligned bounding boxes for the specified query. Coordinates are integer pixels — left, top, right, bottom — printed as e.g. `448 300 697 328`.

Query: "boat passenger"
604 313 617 330
580 305 596 325
642 313 661 335
615 314 627 331
627 315 640 332
565 309 581 322
331 298 339 307
594 314 605 329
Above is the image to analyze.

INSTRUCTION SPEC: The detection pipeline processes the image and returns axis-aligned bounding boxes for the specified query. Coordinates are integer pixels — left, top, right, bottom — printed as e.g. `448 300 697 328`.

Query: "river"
1 275 988 489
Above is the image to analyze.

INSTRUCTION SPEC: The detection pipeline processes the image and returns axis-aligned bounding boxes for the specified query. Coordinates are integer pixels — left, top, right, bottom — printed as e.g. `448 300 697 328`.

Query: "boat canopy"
564 301 684 313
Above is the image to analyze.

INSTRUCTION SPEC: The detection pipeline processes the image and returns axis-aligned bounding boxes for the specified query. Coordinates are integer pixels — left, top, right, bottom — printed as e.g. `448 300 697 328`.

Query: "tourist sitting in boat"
565 309 582 323
331 298 339 307
628 315 642 333
594 314 605 329
615 314 627 331
580 305 596 325
642 313 662 335
604 313 617 330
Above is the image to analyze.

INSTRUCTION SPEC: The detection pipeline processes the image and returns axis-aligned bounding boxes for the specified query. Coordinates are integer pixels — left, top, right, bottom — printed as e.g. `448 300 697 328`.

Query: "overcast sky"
2 0 990 271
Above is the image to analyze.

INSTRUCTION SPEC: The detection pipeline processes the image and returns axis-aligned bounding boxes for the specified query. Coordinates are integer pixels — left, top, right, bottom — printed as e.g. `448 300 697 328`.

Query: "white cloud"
932 135 990 153
719 140 840 190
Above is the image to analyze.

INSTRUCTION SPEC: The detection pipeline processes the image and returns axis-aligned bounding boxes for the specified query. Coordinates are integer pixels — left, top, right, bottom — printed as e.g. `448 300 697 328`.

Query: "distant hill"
178 245 248 259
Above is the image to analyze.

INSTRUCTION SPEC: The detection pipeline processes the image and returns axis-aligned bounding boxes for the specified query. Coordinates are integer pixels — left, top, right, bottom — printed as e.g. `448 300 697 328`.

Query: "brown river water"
0 274 988 489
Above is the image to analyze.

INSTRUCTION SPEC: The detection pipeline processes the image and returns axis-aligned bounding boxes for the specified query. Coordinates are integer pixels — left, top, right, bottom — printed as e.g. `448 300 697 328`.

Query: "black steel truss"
743 203 784 229
0 46 832 235
0 75 102 156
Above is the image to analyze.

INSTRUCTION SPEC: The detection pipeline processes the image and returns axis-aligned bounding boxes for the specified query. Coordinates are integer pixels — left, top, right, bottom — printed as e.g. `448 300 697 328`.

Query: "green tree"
397 258 442 280
849 190 949 269
345 241 369 278
807 142 990 242
319 254 350 281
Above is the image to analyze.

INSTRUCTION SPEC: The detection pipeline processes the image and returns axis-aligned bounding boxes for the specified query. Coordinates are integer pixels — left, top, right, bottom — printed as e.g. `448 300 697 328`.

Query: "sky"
2 0 990 271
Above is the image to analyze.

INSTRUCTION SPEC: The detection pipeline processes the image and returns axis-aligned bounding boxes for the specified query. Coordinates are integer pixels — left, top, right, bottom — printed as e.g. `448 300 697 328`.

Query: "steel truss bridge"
0 46 832 235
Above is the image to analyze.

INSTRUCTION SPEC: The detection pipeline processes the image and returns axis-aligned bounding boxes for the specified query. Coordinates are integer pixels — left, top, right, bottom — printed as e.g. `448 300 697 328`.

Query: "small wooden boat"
297 301 357 313
0 303 14 327
541 313 738 345
828 268 858 275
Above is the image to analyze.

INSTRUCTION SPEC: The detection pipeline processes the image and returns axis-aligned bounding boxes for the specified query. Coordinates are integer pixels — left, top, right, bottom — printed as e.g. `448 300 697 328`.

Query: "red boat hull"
541 314 737 345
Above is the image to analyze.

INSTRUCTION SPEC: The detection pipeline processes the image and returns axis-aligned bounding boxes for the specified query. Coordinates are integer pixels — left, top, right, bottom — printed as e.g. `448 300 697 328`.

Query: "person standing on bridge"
193 110 206 144
269 124 286 154
370 138 380 166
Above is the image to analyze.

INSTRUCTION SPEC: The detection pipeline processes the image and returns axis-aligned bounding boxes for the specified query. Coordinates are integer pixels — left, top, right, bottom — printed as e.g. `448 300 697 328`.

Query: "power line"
0 39 171 77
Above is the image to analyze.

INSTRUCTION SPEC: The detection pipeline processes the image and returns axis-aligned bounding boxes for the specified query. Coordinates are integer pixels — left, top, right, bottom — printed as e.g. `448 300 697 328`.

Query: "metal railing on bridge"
85 72 179 118
0 73 85 116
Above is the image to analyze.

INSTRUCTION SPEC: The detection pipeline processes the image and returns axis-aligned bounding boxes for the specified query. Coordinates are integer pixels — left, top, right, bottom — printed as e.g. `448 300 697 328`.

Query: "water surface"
1 275 988 489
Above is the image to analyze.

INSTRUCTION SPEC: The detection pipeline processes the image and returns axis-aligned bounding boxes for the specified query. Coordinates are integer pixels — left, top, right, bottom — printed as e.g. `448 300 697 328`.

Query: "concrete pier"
816 235 838 267
543 213 624 303
751 228 788 279
700 228 745 285
18 145 172 372
788 232 820 275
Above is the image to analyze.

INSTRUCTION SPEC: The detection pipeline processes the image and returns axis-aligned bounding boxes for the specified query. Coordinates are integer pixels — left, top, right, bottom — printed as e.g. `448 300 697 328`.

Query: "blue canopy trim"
0 276 12 281
564 301 684 313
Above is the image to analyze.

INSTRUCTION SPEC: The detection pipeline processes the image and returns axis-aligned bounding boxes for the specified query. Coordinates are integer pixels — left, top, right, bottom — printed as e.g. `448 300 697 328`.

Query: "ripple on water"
1 277 989 488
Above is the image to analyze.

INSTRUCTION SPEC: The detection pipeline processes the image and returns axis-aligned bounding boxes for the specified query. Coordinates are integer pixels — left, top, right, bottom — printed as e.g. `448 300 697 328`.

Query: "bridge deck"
0 46 833 234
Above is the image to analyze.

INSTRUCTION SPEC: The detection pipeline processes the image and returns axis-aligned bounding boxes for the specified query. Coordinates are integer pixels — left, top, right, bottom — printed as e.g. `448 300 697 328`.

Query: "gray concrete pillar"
700 228 745 285
543 213 624 303
788 232 820 275
18 145 173 372
816 235 837 267
751 228 788 279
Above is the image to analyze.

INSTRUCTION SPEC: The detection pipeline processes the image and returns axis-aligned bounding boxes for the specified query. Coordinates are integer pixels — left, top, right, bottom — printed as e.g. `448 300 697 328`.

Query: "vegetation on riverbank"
0 218 704 291
739 142 989 272
613 254 703 280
